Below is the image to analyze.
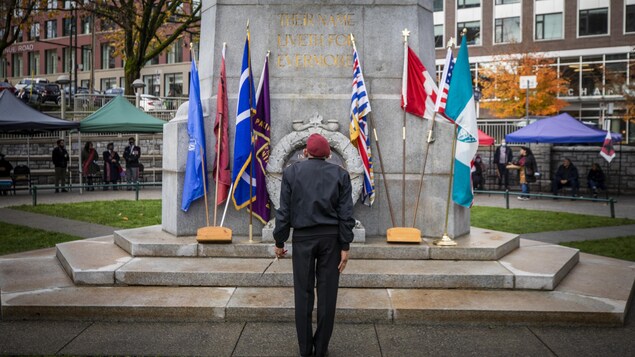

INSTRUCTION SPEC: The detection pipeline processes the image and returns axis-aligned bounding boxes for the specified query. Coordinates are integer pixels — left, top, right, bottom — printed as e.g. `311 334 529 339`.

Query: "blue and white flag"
181 58 208 212
445 36 479 207
232 34 257 210
350 40 374 206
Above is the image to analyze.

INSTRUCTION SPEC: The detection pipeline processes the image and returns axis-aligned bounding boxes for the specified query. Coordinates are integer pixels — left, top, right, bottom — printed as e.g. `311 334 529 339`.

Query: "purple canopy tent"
505 113 621 144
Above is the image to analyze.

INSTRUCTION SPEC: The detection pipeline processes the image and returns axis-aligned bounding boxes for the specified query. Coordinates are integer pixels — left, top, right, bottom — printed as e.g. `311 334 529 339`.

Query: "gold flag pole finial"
461 28 468 37
350 33 355 44
402 28 410 43
446 37 455 49
266 50 271 58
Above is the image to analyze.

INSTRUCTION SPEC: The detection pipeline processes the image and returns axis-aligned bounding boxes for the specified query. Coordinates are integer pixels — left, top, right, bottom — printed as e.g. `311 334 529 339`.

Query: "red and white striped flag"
435 46 455 119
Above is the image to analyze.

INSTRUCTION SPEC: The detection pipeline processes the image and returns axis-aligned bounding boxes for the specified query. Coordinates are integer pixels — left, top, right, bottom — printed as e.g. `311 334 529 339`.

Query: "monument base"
197 226 232 244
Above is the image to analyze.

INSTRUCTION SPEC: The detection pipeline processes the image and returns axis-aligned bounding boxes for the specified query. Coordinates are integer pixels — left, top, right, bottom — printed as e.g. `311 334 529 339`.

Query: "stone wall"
0 134 163 184
476 144 635 194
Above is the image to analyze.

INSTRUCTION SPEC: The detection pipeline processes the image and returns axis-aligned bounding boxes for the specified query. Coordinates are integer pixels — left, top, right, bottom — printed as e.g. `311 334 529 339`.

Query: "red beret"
306 133 330 158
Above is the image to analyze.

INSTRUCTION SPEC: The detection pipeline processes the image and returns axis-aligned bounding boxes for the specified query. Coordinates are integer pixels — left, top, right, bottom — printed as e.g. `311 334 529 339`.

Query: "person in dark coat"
123 137 141 190
494 139 513 190
81 141 100 191
103 143 121 190
0 153 13 196
52 139 69 193
552 157 580 197
273 133 355 357
587 163 606 198
472 154 485 190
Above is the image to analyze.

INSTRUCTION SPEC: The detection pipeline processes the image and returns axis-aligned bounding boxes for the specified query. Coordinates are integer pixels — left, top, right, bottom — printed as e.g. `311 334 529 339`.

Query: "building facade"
433 0 635 143
1 0 194 97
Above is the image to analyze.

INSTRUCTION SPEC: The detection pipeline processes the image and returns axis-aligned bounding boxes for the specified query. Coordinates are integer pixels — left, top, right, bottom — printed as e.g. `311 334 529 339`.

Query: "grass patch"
561 236 635 262
13 199 161 229
471 206 635 234
0 221 81 256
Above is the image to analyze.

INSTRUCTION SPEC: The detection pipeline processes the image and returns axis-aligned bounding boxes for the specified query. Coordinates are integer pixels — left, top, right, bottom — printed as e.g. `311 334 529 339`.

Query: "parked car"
16 84 41 103
516 116 547 128
139 94 166 111
15 77 49 91
0 82 16 95
38 83 61 104
104 87 124 96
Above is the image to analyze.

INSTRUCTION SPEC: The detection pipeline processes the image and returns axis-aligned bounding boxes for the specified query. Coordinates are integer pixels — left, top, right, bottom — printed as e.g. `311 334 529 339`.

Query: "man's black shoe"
61 189 68 193
55 189 59 193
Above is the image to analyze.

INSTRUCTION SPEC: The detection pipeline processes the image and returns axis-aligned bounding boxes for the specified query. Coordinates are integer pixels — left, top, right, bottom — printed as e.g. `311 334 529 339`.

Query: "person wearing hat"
0 153 13 196
516 146 537 200
273 133 355 357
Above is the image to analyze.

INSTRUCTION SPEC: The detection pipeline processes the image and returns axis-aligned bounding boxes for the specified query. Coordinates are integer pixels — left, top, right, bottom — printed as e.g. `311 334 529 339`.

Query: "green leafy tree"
82 0 201 94
480 53 569 118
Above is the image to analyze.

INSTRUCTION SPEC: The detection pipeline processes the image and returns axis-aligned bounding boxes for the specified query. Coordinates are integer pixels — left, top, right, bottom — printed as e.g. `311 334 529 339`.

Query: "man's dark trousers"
497 163 509 188
292 234 341 357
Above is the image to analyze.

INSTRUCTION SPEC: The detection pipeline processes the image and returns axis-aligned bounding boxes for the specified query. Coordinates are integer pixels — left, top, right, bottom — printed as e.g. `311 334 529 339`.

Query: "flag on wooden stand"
232 34 257 210
600 130 616 163
252 55 271 223
401 47 438 119
350 40 374 206
445 36 479 207
213 44 231 206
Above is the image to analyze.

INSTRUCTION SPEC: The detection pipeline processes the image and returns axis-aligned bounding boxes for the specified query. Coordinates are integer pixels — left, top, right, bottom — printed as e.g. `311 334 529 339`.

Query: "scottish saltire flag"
181 58 208 212
600 130 615 163
434 46 455 118
232 34 257 210
401 46 438 120
252 55 271 223
350 40 375 206
445 36 479 208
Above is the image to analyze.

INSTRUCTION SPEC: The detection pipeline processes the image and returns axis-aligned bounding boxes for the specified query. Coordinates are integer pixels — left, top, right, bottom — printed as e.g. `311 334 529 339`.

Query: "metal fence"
477 119 526 144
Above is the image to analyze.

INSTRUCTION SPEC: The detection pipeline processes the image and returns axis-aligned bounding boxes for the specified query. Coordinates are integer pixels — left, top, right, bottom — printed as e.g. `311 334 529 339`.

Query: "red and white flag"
212 43 231 205
401 46 438 120
600 130 615 163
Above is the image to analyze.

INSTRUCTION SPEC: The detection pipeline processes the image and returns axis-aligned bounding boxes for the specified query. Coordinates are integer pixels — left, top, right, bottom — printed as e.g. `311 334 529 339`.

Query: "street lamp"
132 79 146 108
57 74 71 119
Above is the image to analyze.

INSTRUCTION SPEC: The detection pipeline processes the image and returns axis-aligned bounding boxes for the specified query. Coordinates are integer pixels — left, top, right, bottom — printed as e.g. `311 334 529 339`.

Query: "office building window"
457 21 481 45
81 45 91 71
535 13 563 40
101 43 115 69
167 39 183 64
81 16 92 34
433 0 443 12
164 73 183 96
28 52 40 75
495 17 520 43
495 0 519 4
143 74 160 96
146 55 159 66
435 25 444 48
47 0 58 10
13 26 23 42
62 17 73 37
100 77 116 91
80 79 90 88
12 53 23 77
28 23 40 41
626 5 635 33
119 77 125 89
579 8 608 36
458 0 480 9
45 49 57 74
45 20 57 39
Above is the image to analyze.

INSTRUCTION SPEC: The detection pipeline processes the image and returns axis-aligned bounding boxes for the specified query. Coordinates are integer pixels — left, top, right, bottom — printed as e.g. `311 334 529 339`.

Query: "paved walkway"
1 188 634 356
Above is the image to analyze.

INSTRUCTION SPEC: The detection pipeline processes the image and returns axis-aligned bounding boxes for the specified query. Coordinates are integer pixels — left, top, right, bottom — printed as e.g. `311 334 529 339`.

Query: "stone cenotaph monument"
162 0 470 239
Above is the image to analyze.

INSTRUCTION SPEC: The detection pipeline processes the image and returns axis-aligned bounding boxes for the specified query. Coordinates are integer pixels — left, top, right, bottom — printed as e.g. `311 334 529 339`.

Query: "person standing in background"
103 143 120 190
123 137 141 190
52 139 69 193
494 140 513 190
516 146 537 200
81 142 100 191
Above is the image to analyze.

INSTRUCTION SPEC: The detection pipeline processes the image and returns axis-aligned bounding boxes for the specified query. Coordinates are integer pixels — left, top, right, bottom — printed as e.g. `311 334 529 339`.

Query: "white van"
15 78 49 91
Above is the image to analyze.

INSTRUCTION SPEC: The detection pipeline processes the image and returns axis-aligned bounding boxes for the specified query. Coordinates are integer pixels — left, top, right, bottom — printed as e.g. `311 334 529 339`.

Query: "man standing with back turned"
273 133 355 357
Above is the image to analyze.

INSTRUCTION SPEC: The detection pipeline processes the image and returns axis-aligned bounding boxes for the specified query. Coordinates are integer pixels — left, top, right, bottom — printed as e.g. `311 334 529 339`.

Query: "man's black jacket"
273 158 355 251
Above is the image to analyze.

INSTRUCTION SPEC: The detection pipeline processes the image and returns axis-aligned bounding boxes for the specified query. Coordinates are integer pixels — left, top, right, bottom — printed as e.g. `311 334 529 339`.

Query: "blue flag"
232 34 257 210
181 59 208 212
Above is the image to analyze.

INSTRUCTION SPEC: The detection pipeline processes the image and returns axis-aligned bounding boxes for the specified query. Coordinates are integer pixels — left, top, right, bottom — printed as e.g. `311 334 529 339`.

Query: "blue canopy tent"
505 113 621 144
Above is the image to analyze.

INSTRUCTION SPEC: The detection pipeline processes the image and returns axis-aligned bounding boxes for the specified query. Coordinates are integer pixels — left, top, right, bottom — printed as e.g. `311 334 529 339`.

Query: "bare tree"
0 0 49 57
82 0 201 94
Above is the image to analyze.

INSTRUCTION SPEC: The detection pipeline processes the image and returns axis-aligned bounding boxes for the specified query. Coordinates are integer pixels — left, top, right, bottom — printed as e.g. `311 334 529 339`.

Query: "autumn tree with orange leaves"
479 53 569 118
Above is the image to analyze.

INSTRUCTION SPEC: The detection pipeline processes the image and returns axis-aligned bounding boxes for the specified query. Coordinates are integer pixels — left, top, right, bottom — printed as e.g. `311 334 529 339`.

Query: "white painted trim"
576 1 610 38
455 2 483 47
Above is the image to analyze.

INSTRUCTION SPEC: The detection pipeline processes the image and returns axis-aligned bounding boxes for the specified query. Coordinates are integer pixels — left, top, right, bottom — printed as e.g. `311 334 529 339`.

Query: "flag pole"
412 39 454 227
213 42 227 227
247 20 255 243
434 123 458 246
400 28 410 227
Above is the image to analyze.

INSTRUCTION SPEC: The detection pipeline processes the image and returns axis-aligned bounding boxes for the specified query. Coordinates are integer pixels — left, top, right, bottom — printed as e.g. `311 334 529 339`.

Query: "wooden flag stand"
193 43 232 244
387 28 422 244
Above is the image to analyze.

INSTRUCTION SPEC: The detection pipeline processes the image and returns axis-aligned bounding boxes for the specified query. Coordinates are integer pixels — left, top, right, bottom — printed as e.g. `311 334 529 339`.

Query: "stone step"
58 237 579 290
114 225 520 261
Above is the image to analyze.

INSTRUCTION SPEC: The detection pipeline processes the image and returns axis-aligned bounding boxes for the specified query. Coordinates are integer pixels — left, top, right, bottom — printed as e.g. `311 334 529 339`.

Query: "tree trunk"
124 60 141 96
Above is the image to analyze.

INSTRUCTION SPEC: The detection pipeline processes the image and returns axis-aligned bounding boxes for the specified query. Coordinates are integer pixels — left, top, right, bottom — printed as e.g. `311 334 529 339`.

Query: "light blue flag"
181 58 208 212
445 36 479 207
232 35 257 210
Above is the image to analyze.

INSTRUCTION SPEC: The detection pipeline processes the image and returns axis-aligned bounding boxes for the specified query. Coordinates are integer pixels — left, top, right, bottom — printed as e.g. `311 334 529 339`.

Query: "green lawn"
470 206 634 234
561 236 635 262
0 221 81 256
13 199 162 229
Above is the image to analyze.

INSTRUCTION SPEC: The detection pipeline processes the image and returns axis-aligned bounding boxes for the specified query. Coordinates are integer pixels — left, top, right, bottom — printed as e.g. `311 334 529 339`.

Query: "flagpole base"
197 226 232 243
386 227 421 244
248 224 254 244
433 233 458 246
